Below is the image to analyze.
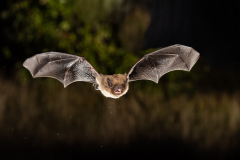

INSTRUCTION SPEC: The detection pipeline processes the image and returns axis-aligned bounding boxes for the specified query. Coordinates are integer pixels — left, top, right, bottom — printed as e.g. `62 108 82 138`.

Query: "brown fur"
102 74 127 88
97 73 129 98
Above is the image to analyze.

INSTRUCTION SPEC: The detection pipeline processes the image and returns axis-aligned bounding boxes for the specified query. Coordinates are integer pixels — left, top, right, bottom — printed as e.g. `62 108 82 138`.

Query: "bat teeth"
114 89 122 94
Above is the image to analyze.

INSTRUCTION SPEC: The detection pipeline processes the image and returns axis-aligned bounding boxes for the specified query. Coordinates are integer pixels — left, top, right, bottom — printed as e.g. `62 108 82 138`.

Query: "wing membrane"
128 44 200 83
23 52 99 87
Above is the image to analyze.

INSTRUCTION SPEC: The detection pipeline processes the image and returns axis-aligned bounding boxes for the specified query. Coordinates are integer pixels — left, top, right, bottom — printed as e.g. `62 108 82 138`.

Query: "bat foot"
93 83 99 90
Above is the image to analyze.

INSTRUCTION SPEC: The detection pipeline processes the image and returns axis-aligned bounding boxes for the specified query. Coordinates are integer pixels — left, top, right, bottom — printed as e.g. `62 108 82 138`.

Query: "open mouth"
114 89 122 94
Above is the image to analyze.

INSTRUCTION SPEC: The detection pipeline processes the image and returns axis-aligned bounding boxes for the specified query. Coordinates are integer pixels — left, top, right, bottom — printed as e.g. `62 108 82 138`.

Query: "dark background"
145 0 240 65
0 0 240 159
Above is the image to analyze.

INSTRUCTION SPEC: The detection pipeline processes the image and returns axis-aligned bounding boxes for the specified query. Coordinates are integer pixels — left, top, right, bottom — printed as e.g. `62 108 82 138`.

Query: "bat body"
23 44 200 99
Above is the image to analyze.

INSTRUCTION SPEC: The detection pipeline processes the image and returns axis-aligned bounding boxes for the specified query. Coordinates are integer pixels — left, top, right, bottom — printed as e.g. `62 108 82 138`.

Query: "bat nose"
114 86 123 90
114 86 123 94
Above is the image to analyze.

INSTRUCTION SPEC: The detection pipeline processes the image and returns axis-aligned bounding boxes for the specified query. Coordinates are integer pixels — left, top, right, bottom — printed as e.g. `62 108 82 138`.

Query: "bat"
23 44 200 99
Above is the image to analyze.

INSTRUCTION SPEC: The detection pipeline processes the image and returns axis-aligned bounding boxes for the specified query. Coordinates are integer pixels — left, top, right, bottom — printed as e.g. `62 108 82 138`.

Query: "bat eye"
107 78 113 88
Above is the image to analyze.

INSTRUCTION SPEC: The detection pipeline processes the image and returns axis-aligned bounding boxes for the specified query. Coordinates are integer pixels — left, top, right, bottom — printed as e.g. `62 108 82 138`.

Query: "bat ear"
124 78 128 87
107 78 113 88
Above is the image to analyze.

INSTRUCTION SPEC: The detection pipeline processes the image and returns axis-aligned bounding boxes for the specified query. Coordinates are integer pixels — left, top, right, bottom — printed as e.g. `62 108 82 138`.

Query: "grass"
0 76 240 153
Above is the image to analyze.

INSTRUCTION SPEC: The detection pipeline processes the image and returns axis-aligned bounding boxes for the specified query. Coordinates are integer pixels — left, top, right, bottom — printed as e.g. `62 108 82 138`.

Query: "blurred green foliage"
0 0 138 75
0 0 205 97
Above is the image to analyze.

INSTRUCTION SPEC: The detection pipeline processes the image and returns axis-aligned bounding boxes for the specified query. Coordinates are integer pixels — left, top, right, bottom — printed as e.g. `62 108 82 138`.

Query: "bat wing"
127 44 200 83
23 52 100 87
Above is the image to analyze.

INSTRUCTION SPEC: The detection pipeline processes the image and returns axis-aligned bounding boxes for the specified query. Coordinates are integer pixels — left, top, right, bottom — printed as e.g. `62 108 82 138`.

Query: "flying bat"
23 44 200 99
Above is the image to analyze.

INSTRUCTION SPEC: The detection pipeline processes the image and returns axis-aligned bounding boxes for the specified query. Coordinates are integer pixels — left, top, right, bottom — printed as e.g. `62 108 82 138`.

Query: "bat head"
107 77 128 95
100 74 129 98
